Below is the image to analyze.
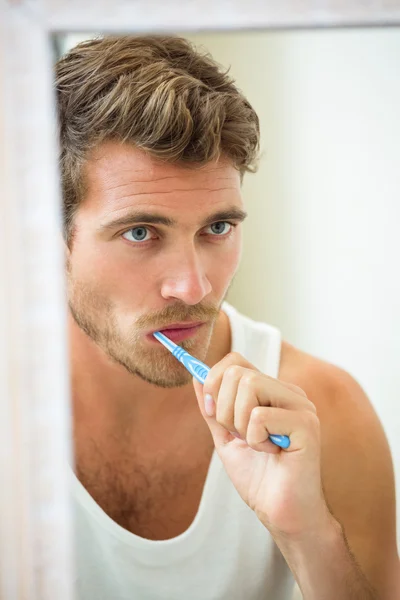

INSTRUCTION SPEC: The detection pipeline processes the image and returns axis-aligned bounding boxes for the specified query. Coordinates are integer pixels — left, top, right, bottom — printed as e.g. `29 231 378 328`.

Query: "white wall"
183 29 400 551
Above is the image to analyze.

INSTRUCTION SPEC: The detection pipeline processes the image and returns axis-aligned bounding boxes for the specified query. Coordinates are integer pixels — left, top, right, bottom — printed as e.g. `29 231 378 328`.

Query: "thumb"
192 377 232 448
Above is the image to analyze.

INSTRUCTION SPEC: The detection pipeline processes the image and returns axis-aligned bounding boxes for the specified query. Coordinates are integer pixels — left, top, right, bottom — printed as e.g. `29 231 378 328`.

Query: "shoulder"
277 339 393 489
278 340 375 427
278 341 399 595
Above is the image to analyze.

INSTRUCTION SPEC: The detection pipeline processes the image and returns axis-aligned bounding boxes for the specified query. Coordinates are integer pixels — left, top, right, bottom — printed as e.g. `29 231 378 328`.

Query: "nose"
160 245 212 305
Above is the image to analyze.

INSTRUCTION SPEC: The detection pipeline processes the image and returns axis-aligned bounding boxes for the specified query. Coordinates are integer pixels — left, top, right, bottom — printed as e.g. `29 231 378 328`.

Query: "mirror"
53 28 400 600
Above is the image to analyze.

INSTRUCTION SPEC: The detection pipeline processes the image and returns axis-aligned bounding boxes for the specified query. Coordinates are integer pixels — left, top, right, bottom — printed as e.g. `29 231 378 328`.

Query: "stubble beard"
68 277 221 389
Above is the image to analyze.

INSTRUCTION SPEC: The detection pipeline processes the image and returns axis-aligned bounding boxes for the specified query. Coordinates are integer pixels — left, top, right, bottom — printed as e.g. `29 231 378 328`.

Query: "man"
56 35 399 599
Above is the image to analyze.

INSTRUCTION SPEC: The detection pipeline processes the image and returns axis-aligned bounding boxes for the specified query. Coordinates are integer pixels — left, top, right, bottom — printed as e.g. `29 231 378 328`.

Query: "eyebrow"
99 206 248 233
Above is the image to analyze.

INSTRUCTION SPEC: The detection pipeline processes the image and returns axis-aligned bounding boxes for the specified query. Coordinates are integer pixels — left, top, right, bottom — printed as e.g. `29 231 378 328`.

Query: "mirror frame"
1 1 399 598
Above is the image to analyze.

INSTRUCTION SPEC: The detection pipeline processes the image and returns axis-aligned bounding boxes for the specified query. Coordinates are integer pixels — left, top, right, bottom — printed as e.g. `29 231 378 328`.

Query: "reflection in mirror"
54 30 400 600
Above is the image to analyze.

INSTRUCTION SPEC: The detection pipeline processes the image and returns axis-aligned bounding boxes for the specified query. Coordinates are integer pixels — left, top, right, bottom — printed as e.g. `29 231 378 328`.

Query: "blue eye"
121 221 236 245
207 222 233 236
122 226 152 243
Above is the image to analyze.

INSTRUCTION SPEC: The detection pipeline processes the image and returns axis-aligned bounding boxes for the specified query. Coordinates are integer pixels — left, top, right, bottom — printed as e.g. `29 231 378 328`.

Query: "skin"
68 140 399 600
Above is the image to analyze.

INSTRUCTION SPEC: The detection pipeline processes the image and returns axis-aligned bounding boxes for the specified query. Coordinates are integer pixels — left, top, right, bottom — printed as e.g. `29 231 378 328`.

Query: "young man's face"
67 141 246 388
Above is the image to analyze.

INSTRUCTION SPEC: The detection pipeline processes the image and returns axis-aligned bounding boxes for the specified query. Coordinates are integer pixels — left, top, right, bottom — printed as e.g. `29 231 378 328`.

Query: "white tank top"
70 302 295 600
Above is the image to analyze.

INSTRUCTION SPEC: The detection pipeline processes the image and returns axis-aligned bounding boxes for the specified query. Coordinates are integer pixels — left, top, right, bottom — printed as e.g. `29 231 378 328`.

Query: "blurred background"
58 27 400 559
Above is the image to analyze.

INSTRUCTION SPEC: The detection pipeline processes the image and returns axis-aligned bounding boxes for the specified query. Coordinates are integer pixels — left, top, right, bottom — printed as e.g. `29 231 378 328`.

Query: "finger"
264 378 313 411
215 365 250 433
212 366 294 438
246 406 321 454
278 380 317 413
205 355 312 414
279 381 309 398
203 352 258 400
192 376 233 447
233 375 259 440
246 375 314 412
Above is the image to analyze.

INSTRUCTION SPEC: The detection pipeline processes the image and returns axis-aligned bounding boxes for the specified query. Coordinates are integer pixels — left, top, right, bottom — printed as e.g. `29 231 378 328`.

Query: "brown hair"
55 35 260 241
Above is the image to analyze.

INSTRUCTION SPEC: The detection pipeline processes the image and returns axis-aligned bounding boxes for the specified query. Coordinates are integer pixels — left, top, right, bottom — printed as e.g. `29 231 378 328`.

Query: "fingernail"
230 431 241 439
204 393 215 416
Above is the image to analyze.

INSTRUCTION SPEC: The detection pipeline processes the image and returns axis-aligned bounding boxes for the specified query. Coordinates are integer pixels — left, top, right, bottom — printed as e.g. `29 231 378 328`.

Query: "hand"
192 352 331 540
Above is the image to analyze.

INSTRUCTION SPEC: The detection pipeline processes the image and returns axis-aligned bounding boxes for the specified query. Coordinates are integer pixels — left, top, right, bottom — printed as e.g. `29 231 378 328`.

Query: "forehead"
81 141 242 218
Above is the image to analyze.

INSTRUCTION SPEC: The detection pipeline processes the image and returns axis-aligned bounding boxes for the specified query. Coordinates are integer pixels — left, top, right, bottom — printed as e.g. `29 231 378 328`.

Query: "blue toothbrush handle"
171 346 290 450
268 434 291 449
171 345 211 384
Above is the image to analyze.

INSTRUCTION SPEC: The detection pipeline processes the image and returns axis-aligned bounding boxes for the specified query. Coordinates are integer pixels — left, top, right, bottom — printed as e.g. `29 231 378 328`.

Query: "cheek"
208 238 242 287
98 258 151 306
69 239 145 301
223 234 242 268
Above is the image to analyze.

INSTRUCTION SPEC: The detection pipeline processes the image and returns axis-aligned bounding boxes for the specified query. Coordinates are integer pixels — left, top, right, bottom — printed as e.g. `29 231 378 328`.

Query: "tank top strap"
221 301 282 378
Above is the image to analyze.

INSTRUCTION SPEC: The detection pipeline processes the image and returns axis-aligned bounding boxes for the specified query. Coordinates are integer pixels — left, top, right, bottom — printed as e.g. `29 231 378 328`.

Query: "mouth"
146 321 206 343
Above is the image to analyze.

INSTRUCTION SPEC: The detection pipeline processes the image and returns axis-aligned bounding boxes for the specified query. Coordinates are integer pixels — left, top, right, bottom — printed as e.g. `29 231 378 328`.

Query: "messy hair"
54 35 260 241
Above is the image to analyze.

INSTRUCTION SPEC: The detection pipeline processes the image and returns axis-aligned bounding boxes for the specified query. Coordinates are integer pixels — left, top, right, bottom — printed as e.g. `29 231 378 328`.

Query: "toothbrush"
153 330 290 450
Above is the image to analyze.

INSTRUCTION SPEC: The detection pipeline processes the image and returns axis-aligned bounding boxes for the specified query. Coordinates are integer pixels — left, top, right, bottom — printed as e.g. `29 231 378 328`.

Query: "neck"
69 308 230 448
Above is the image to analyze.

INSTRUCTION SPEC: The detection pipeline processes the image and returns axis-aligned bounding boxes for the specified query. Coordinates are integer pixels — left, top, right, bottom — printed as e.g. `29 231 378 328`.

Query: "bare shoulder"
277 339 393 499
278 340 380 430
279 341 399 595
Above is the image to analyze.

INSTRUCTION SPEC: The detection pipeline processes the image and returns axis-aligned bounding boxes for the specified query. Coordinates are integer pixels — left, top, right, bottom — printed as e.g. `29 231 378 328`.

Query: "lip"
148 321 205 335
146 322 206 343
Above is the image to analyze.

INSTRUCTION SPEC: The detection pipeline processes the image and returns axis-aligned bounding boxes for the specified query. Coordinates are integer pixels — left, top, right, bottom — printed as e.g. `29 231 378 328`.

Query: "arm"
275 510 377 600
282 351 400 599
192 348 399 600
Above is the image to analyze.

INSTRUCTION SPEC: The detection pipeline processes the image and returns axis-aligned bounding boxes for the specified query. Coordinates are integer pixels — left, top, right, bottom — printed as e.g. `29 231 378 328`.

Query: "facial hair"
68 274 228 389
